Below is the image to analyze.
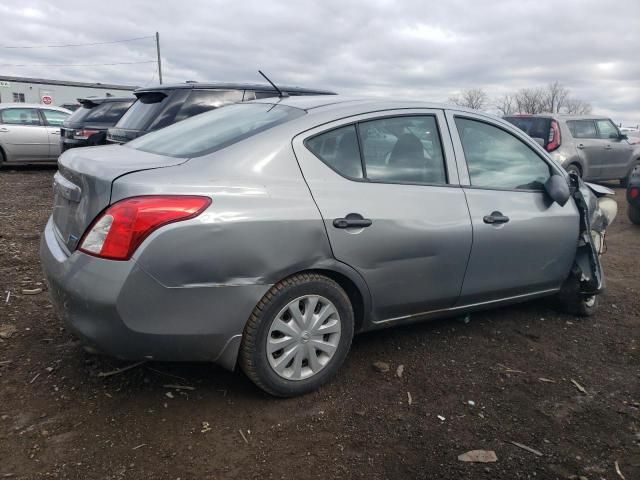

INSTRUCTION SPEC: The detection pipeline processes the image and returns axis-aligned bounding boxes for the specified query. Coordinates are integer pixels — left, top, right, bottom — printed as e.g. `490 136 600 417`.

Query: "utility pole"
155 32 163 84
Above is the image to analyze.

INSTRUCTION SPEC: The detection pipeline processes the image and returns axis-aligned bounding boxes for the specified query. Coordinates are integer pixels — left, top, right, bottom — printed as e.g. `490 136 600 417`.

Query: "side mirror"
544 174 571 206
620 133 628 140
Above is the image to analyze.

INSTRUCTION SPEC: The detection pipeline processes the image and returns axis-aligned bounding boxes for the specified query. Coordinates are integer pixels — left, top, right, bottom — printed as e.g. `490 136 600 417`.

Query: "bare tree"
515 87 546 114
495 93 516 116
448 88 488 110
563 98 592 115
542 81 570 113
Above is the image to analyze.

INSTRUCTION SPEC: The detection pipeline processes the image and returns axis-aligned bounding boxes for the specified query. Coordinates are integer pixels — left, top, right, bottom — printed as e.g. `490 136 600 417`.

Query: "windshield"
115 92 167 130
128 103 305 157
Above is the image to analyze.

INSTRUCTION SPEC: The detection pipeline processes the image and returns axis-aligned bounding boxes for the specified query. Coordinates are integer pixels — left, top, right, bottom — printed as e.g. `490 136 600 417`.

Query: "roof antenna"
258 70 289 98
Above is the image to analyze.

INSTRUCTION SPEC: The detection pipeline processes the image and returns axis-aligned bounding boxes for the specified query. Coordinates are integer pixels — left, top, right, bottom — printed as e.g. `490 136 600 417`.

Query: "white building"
0 75 137 107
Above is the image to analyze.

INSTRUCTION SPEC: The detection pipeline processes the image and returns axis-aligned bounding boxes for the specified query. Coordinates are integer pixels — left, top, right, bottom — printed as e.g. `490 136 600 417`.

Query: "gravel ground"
0 166 638 480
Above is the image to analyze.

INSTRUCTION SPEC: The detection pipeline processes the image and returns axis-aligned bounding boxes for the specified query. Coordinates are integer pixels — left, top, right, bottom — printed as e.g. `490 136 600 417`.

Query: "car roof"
134 81 336 96
0 103 71 113
252 94 480 114
505 113 612 121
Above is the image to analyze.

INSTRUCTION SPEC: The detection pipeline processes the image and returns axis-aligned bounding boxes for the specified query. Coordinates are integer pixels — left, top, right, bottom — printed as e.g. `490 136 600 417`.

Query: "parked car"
0 103 71 165
504 114 640 184
59 103 81 112
60 97 134 152
620 128 640 145
106 82 336 145
41 97 616 397
627 165 640 224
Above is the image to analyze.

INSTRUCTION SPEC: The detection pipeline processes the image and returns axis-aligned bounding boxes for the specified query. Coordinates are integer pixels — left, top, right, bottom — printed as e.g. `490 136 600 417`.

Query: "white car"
0 103 71 165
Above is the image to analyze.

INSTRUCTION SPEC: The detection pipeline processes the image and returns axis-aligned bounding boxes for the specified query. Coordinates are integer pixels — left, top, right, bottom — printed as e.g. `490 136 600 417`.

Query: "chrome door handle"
483 211 510 224
50 131 60 135
604 145 612 150
576 144 585 149
0 128 8 133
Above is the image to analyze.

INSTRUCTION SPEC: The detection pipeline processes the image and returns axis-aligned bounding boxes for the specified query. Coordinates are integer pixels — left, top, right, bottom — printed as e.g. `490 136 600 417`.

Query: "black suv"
61 97 134 152
627 166 640 225
106 82 336 144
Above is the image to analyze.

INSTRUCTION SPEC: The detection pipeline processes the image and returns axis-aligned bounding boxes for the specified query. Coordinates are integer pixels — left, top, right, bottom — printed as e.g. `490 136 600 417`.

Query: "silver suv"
505 114 640 185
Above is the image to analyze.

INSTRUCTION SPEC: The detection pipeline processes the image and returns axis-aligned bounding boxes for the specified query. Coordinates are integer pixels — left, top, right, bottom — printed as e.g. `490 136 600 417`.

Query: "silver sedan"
40 96 616 396
0 103 71 165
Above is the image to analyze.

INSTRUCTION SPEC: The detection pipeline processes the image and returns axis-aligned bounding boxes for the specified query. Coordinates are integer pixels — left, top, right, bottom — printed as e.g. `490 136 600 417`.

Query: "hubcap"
267 295 341 381
584 295 596 307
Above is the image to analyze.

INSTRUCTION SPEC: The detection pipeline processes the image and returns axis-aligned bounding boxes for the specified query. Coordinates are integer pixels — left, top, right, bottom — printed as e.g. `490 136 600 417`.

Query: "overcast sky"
1 0 638 124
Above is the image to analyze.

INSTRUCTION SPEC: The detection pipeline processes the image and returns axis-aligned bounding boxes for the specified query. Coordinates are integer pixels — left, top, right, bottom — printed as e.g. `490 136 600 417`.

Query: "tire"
628 204 640 225
239 273 354 397
565 163 582 178
556 277 599 317
620 161 639 187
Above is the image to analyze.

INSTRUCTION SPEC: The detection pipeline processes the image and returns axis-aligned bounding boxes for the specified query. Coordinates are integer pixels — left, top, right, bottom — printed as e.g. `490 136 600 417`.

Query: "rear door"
0 107 49 162
448 111 579 304
40 109 69 159
293 110 472 323
595 119 633 179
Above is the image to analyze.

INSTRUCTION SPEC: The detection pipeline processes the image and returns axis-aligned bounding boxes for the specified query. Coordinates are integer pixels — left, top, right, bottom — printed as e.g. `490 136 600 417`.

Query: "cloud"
0 0 638 124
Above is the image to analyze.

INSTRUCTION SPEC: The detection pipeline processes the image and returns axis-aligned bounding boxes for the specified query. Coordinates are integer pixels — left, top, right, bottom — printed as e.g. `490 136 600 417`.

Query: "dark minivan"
61 97 134 152
106 82 336 144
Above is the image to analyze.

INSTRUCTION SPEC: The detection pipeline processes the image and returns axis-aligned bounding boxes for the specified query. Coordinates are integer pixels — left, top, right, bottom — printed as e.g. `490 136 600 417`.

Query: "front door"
0 108 49 162
595 119 634 179
292 110 472 322
448 112 579 305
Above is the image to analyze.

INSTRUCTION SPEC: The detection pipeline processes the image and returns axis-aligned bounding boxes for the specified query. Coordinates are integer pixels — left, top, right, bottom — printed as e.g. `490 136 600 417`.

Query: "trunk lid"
52 145 187 253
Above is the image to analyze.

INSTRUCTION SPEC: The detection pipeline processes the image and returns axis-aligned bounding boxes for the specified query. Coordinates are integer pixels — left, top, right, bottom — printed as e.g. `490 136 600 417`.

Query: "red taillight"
74 129 100 139
78 196 211 260
546 120 561 152
631 187 640 199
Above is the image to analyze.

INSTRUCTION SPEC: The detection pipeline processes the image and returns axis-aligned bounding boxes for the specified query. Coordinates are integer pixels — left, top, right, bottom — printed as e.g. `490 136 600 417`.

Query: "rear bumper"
39 217 269 369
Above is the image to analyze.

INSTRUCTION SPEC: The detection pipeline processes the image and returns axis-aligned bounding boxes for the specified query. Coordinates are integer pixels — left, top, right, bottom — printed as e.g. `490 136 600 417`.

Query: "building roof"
0 75 137 91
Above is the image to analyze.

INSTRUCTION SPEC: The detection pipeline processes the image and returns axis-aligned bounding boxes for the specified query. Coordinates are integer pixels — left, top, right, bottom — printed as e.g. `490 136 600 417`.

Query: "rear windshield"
504 116 552 147
127 103 305 157
115 92 168 130
67 100 133 124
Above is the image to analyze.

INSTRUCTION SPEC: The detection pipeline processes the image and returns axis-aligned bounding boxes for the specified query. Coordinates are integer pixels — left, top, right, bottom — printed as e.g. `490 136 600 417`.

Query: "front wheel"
239 273 354 397
628 204 640 225
620 161 640 187
556 277 599 317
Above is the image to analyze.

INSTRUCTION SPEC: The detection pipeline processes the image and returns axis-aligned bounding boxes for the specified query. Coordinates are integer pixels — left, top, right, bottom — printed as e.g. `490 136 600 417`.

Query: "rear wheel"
239 273 354 397
628 204 640 225
565 163 582 178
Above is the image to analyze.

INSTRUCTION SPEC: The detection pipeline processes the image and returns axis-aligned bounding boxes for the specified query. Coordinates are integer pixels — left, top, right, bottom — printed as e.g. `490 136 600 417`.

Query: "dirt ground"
0 166 638 480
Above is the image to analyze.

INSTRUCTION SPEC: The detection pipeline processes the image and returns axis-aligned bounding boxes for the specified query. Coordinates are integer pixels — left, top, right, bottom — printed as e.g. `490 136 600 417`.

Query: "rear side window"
0 108 41 126
82 101 133 123
306 125 363 179
173 90 243 123
128 103 305 157
41 109 69 126
567 120 597 138
455 117 551 190
306 115 447 185
359 116 446 184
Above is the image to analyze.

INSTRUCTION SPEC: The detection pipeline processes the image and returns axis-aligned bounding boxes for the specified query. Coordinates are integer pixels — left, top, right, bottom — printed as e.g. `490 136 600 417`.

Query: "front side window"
41 109 69 126
567 120 597 138
115 92 168 130
455 117 551 190
0 108 41 126
305 125 363 179
359 116 446 184
596 119 619 139
128 103 305 158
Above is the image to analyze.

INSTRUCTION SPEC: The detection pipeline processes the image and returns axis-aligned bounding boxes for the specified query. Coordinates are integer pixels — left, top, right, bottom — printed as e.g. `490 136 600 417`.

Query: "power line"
0 60 156 67
0 35 154 49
